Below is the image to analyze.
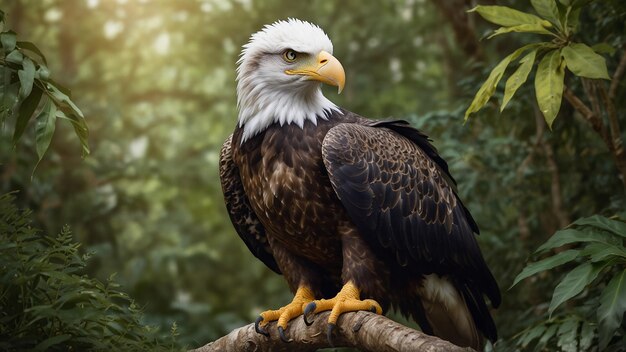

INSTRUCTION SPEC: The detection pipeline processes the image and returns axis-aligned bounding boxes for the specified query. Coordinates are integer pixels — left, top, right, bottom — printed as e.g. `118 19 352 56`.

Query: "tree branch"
191 311 475 352
609 48 626 100
563 87 612 148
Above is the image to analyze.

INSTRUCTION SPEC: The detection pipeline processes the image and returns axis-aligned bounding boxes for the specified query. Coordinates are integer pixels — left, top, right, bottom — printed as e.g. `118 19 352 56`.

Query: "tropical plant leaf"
573 215 626 238
33 334 72 351
535 324 558 350
535 49 564 128
531 0 562 29
562 43 610 79
469 5 549 27
591 42 615 55
13 85 43 145
16 41 48 66
0 30 16 53
0 66 18 123
46 83 84 118
536 228 612 253
465 44 537 120
502 48 538 111
556 319 579 352
582 243 626 263
598 270 626 349
518 324 547 347
35 99 57 162
548 262 604 315
57 110 90 157
512 249 580 287
578 322 595 351
5 48 23 64
18 57 36 99
487 24 555 39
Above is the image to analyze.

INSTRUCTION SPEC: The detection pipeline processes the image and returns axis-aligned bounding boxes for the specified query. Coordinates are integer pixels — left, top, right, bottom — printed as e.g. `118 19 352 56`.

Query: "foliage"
465 0 611 128
0 9 89 169
512 214 626 350
465 0 626 350
0 192 180 351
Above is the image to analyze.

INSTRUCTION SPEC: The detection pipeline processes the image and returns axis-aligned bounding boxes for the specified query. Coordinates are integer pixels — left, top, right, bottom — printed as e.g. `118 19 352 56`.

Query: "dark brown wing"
219 134 280 274
321 119 500 340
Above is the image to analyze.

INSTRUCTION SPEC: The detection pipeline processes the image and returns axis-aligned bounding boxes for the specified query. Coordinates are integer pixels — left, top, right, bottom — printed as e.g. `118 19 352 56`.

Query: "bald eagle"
219 19 500 349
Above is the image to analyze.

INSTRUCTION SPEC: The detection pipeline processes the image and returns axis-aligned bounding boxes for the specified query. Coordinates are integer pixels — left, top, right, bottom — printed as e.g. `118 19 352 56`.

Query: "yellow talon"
304 281 382 325
256 285 315 331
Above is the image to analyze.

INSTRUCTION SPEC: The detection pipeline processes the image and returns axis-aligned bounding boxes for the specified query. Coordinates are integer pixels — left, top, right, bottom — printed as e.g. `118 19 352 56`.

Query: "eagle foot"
254 285 315 341
303 281 382 344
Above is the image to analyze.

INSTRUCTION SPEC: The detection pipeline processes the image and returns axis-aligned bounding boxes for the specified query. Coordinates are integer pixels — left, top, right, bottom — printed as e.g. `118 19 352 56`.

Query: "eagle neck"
237 85 341 144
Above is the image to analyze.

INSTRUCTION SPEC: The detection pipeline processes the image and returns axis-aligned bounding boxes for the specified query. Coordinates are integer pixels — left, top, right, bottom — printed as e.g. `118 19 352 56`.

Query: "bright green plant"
465 2 626 349
0 193 181 351
466 0 626 192
512 215 626 350
465 0 610 128
0 9 89 167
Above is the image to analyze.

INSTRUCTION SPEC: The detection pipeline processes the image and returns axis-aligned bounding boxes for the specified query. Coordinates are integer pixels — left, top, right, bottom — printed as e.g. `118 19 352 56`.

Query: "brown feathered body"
219 108 500 349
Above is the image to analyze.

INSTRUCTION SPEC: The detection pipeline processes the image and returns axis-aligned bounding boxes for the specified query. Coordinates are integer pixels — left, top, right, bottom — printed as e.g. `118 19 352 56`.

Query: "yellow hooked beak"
285 50 346 94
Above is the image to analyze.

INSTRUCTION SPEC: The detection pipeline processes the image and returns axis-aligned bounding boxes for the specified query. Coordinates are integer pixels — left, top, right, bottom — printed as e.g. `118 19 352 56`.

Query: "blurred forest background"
1 0 625 351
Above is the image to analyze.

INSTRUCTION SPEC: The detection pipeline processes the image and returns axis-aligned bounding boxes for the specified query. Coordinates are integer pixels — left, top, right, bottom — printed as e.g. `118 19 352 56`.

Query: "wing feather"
219 134 281 274
322 122 500 306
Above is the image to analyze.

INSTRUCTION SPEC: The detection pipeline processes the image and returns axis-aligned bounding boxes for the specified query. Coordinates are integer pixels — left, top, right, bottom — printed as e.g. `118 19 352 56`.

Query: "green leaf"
536 228 611 252
562 43 610 79
0 30 16 53
35 99 57 161
535 49 565 128
0 67 18 123
580 242 626 263
519 324 546 347
13 85 43 145
566 7 581 33
578 322 595 351
57 110 90 157
18 57 36 99
469 5 549 27
487 24 555 39
591 42 616 56
535 324 558 350
5 49 23 64
465 44 537 120
37 66 50 81
531 0 562 29
573 215 626 238
502 48 538 111
549 262 604 315
46 83 84 118
34 334 71 351
511 249 580 287
556 319 579 352
598 270 626 350
17 41 48 66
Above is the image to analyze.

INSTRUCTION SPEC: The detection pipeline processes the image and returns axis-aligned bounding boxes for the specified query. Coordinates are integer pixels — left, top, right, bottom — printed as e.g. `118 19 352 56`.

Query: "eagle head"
236 19 345 142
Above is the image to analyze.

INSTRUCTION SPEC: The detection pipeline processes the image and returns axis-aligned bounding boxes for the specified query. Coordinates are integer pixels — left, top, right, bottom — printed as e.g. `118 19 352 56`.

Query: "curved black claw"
326 323 336 347
303 302 317 326
370 305 378 313
278 326 293 343
254 316 269 337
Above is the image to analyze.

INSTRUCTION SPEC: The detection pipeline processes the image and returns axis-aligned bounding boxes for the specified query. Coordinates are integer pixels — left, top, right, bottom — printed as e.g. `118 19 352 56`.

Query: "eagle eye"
283 49 297 62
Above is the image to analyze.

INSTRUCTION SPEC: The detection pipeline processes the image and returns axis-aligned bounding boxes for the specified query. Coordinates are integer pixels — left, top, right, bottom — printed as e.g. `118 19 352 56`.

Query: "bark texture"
192 311 475 352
